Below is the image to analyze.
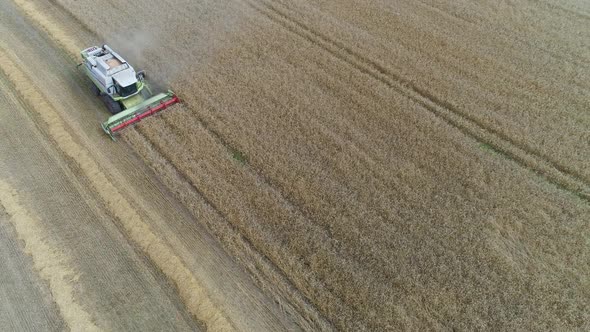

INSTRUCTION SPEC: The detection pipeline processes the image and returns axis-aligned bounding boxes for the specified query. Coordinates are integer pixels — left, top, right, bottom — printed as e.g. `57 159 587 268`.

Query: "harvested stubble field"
53 0 590 330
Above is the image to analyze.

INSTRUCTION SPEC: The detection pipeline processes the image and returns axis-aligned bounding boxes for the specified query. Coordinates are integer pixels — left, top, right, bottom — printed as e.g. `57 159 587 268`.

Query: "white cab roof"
112 70 136 87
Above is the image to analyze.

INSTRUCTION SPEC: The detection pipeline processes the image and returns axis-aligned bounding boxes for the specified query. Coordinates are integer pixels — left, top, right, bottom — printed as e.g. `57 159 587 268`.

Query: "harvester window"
117 83 138 97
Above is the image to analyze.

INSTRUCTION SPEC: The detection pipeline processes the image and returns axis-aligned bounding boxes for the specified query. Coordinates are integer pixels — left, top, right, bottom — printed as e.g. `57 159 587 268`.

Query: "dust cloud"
101 0 247 87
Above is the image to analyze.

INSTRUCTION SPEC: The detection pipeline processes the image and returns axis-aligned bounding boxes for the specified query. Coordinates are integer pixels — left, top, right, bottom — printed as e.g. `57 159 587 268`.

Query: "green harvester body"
79 45 179 140
100 91 179 140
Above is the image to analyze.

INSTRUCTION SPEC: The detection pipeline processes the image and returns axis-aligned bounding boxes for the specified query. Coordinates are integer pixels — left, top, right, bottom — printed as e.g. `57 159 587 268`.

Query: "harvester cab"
79 45 179 139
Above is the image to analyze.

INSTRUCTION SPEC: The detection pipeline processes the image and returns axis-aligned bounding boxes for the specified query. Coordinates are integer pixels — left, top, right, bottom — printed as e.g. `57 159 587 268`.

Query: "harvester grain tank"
79 45 179 139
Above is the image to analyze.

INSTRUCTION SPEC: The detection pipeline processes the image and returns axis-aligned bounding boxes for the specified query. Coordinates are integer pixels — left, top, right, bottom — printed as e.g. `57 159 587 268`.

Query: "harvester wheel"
102 95 122 114
91 84 101 96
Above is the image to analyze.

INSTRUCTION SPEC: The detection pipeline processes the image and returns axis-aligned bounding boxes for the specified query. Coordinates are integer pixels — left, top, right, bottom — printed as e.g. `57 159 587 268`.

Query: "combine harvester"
79 45 179 139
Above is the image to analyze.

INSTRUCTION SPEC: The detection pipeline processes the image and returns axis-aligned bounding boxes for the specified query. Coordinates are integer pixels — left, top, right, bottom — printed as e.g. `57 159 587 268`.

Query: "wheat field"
52 0 590 330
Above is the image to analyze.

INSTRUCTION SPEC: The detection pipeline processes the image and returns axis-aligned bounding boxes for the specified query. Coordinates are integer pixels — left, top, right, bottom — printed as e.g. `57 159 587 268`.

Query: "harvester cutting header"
79 45 179 139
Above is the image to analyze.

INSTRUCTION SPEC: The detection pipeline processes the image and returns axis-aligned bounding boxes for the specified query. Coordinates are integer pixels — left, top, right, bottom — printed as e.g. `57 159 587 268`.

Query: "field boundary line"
242 0 590 202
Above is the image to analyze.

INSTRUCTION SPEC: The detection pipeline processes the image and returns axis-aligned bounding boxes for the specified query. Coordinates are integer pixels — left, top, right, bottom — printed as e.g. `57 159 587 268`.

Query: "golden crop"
57 0 590 330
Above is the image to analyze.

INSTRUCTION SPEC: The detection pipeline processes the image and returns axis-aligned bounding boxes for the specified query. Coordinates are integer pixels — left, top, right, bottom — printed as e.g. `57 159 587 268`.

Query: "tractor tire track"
414 0 590 69
242 0 590 202
534 0 590 21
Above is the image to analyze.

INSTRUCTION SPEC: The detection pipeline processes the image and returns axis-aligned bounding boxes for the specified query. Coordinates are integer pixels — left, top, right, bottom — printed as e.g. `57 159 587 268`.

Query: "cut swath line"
242 0 590 202
11 0 81 61
0 179 102 332
0 49 234 332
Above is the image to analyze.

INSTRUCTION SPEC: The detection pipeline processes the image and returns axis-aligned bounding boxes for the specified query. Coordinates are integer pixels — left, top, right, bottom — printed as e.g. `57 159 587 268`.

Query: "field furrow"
245 0 589 200
271 0 590 179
